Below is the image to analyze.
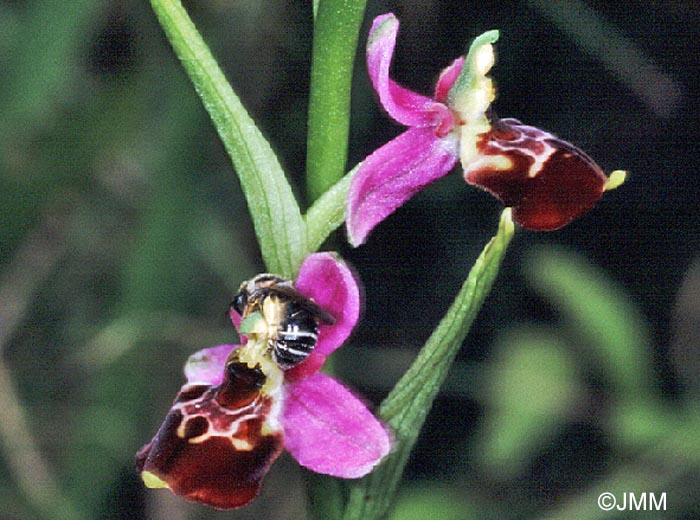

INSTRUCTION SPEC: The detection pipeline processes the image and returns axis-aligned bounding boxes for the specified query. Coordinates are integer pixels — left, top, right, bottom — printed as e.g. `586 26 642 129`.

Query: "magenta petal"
434 57 464 103
294 252 360 357
228 306 242 330
283 351 326 382
184 344 236 386
368 13 446 127
347 127 459 246
283 373 391 478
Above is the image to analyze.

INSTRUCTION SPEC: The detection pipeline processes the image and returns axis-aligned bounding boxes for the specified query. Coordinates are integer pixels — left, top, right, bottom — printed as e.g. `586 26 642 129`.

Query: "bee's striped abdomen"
272 303 320 369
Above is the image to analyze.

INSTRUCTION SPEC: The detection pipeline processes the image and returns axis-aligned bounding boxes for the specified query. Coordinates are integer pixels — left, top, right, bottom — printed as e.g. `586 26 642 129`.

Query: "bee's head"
231 288 248 315
230 274 292 317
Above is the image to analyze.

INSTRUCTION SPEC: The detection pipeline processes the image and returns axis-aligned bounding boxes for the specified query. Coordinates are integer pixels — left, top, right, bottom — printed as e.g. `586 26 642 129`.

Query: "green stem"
149 0 306 277
305 164 357 251
341 210 515 520
306 0 367 203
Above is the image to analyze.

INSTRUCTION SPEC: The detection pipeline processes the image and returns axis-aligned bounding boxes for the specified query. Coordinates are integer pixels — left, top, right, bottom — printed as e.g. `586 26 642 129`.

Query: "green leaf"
611 398 676 449
524 247 652 396
0 0 101 135
306 0 367 202
341 209 515 520
149 0 306 277
474 327 580 478
389 484 481 520
305 470 346 520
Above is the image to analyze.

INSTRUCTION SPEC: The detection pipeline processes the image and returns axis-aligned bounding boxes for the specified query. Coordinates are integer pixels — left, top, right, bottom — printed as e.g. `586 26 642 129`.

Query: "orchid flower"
347 13 625 246
136 253 391 509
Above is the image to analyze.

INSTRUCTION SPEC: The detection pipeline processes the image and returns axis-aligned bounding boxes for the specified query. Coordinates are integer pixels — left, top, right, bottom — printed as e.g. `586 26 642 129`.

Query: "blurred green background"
1 1 699 519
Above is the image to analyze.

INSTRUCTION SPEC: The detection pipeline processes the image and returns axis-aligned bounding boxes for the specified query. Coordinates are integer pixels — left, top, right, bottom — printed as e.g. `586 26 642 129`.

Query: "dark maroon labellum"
464 115 608 230
136 362 283 509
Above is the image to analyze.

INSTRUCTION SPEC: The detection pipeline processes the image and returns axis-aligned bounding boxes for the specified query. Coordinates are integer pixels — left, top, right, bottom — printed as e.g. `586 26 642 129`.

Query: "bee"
230 274 336 369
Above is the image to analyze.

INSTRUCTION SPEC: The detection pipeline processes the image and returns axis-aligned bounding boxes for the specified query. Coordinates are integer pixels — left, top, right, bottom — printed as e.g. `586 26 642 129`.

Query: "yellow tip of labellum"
141 470 169 489
604 170 627 191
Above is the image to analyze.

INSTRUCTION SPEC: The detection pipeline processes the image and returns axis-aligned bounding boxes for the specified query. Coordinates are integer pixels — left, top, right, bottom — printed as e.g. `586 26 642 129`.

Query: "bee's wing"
271 285 336 325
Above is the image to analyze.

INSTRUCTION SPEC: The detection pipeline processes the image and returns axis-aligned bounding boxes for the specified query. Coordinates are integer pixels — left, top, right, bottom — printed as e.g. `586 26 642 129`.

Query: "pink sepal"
368 13 446 128
282 373 391 478
347 126 459 246
184 344 236 386
294 252 360 359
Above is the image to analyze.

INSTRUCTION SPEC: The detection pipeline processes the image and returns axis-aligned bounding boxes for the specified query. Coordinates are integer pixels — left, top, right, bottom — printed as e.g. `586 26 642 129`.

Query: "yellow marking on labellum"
465 154 513 175
526 139 556 178
230 437 254 451
260 389 283 436
141 470 169 489
187 431 212 445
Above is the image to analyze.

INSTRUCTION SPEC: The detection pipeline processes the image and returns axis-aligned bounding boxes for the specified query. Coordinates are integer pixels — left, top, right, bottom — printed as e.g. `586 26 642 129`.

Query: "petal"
347 127 459 246
367 13 448 127
184 344 237 386
228 306 242 330
294 252 360 358
228 308 252 348
434 57 464 103
464 118 608 230
283 351 326 382
136 362 285 510
282 373 391 478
